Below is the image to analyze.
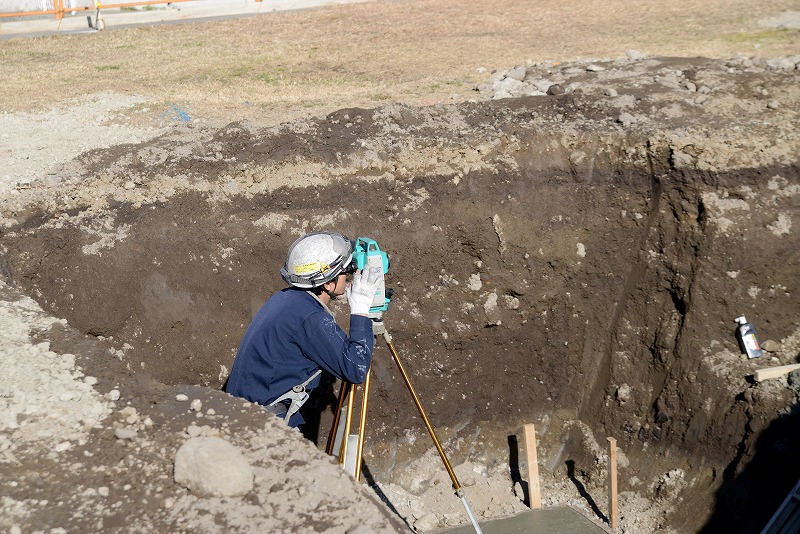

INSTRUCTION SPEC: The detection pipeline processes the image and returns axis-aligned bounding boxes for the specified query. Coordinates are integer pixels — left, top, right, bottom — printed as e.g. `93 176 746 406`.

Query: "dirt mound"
1 54 799 533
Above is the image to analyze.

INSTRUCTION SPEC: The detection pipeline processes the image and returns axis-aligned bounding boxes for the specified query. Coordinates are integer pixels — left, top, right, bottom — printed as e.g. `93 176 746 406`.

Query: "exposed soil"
1 2 800 534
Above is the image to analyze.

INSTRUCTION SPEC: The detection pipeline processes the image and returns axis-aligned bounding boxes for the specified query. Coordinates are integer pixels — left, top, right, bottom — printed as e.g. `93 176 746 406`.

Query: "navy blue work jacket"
225 287 374 427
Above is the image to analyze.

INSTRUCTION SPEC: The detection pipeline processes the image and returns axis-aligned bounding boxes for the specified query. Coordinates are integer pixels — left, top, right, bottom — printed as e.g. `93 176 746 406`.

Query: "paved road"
0 0 369 39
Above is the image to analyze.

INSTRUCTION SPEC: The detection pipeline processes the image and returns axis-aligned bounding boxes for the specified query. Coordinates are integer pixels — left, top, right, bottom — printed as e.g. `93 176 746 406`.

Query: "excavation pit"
2 56 799 533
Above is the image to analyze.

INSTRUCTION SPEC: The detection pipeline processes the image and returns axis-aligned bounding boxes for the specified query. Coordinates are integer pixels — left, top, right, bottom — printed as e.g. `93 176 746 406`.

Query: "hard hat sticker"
294 261 321 274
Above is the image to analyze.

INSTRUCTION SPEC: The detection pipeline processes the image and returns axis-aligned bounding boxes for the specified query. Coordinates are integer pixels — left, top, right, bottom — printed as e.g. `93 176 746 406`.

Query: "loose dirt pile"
1 2 800 533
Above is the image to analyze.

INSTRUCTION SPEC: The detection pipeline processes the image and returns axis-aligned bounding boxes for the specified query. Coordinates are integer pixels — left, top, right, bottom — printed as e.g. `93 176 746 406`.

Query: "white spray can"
734 316 763 359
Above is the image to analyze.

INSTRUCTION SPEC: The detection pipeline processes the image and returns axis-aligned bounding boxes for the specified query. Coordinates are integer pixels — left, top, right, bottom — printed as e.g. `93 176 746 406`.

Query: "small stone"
164 497 175 508
626 49 647 61
59 392 75 402
765 57 796 71
617 383 632 404
505 66 526 81
605 88 618 97
55 442 72 452
187 424 202 438
115 428 137 440
414 513 440 531
123 180 135 190
83 376 98 386
767 100 780 110
514 481 525 501
618 112 636 127
206 409 216 416
586 64 605 72
174 437 254 497
761 339 780 352
685 82 697 92
546 84 564 95
190 399 202 412
98 486 110 497
175 394 189 402
107 389 120 401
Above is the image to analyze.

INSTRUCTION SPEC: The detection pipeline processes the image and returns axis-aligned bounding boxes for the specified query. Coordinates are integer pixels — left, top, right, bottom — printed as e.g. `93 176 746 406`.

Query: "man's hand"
346 267 382 316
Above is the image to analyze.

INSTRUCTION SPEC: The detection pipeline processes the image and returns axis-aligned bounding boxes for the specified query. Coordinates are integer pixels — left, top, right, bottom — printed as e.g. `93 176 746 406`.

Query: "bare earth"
1 1 799 534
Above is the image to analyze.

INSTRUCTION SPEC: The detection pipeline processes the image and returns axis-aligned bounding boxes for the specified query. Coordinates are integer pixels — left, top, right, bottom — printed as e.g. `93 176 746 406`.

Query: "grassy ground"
0 0 797 123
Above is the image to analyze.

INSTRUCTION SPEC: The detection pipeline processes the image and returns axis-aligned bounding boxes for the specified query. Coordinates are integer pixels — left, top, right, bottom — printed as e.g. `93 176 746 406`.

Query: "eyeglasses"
342 261 358 275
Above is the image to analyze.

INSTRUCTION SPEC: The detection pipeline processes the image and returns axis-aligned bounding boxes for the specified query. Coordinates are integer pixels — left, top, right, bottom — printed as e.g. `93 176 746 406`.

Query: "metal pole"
338 383 356 465
326 381 351 456
383 329 483 534
353 366 372 481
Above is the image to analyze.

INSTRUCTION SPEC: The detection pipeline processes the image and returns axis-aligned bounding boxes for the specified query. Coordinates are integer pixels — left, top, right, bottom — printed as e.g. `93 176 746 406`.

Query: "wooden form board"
754 363 800 382
523 424 542 509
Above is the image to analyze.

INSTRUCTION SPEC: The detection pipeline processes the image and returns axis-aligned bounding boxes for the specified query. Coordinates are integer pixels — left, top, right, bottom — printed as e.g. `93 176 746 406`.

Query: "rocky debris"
476 52 800 103
379 459 529 531
0 281 111 462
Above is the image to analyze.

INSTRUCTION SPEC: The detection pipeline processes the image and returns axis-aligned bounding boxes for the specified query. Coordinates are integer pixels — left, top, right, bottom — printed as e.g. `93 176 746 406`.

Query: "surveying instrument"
326 237 484 534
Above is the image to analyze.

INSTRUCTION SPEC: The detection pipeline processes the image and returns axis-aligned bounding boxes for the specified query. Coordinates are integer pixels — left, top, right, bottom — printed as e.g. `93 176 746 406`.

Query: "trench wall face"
2 88 799 532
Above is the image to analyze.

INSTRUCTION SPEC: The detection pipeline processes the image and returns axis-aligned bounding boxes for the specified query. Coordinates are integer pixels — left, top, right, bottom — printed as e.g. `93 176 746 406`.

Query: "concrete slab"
434 507 611 534
0 0 371 39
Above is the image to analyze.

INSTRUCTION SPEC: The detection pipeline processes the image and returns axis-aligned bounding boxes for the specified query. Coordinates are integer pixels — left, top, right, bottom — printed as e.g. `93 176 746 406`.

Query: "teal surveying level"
326 237 484 534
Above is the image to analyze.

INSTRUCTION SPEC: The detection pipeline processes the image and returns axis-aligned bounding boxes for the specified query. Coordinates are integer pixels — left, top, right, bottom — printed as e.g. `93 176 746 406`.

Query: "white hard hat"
280 231 355 288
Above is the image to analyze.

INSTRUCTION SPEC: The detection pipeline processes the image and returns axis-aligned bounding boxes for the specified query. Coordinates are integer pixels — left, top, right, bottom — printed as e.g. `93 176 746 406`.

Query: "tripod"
325 320 484 534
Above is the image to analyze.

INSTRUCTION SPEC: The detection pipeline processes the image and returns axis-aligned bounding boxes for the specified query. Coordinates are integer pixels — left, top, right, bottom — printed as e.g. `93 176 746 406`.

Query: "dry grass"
0 0 797 123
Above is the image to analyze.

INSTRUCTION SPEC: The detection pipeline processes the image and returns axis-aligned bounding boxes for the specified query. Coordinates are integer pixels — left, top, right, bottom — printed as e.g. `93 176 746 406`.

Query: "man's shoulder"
269 288 324 313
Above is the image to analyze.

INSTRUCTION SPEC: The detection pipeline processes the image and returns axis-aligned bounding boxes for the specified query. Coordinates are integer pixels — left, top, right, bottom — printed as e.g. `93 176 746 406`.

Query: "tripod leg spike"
384 328 484 533
326 324 485 534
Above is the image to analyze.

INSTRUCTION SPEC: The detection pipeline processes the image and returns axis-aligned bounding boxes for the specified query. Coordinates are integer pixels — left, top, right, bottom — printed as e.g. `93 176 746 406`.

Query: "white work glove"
346 266 382 316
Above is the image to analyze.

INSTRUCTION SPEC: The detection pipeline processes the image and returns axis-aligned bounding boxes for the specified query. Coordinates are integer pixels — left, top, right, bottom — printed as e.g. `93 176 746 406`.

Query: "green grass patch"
723 28 795 45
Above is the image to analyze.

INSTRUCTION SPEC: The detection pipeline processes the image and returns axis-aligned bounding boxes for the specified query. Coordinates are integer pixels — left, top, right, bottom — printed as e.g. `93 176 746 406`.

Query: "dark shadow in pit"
700 371 800 534
299 372 339 445
362 463 413 530
566 459 608 524
508 434 529 505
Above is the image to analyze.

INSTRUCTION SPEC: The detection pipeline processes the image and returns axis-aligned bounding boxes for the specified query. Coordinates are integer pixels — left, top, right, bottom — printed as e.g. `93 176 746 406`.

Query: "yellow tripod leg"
354 366 372 481
326 380 351 456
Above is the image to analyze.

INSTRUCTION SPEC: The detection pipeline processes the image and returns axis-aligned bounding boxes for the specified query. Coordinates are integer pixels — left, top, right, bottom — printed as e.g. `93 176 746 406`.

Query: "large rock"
174 437 254 497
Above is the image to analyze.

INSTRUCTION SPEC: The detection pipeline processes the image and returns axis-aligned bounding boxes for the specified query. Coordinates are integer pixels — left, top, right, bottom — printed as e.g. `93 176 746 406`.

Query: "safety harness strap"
269 369 323 423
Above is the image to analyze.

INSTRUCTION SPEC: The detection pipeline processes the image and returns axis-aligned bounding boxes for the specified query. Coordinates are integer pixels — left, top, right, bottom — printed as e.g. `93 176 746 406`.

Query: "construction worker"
225 231 382 429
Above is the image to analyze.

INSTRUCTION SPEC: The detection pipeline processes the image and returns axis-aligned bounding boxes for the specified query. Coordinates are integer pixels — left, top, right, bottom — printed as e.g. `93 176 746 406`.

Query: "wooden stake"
754 363 800 382
523 424 542 509
607 437 619 530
